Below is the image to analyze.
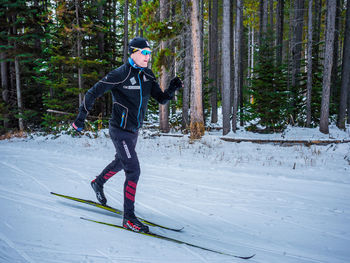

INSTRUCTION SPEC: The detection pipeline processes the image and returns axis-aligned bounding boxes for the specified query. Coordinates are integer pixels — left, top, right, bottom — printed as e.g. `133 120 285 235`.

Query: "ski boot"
91 179 107 206
123 213 149 233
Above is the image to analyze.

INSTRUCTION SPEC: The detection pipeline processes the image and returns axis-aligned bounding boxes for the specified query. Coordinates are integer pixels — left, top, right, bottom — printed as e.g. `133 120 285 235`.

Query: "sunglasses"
131 46 152 56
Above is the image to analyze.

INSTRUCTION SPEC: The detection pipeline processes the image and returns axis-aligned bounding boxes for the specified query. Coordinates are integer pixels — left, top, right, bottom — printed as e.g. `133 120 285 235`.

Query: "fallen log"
220 137 350 146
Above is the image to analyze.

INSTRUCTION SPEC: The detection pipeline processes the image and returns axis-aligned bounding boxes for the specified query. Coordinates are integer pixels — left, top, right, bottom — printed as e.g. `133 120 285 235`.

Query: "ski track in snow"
1 130 350 263
140 172 350 262
0 232 35 263
143 168 350 242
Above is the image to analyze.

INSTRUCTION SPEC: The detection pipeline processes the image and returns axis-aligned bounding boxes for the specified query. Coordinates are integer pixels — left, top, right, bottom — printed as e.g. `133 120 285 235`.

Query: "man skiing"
72 37 183 233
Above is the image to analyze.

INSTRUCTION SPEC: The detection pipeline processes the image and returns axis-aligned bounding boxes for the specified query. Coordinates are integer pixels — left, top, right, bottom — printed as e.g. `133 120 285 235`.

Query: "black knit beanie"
128 37 151 55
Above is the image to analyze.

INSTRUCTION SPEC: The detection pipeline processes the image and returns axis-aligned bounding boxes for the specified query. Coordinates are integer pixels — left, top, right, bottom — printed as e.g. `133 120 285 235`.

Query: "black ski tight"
95 125 140 216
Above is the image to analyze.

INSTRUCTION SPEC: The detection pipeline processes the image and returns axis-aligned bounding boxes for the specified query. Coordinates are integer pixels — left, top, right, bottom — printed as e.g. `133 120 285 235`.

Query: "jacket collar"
128 57 144 71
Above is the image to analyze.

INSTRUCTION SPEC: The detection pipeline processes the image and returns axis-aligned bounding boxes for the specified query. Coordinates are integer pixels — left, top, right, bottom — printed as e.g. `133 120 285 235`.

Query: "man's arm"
151 76 183 105
72 69 121 131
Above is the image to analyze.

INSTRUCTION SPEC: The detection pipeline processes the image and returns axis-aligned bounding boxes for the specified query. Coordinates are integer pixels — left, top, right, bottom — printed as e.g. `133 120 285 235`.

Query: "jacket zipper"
137 71 143 128
114 102 128 129
120 111 126 128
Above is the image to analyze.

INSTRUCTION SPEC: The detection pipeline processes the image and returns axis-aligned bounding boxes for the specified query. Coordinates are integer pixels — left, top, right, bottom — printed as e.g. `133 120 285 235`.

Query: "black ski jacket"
77 60 176 132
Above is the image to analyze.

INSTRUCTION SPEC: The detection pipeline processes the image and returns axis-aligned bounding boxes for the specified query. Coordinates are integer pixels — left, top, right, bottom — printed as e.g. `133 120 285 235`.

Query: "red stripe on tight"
125 192 135 202
104 171 117 180
126 185 136 195
128 181 137 189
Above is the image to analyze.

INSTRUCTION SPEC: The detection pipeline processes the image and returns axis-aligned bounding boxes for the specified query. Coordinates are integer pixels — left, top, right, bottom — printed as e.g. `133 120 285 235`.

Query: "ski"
50 192 183 232
81 217 255 260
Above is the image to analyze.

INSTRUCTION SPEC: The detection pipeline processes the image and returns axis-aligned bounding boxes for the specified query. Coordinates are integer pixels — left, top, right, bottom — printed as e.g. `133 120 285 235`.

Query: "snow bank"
0 126 349 263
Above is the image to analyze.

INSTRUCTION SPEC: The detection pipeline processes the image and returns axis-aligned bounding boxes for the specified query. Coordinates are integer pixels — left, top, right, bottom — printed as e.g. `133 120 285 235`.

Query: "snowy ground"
1 125 350 263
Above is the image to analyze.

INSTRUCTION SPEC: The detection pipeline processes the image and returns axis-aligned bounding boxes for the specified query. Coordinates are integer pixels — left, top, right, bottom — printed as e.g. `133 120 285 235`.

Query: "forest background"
0 0 349 139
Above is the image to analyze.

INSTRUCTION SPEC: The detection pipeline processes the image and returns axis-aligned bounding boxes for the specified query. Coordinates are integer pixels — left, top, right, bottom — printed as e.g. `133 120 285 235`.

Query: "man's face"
130 48 151 68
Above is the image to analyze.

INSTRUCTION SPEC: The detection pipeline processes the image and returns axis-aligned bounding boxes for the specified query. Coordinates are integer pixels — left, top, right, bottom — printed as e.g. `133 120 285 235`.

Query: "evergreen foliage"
0 0 50 131
0 0 348 135
39 0 124 131
245 31 290 132
138 0 185 122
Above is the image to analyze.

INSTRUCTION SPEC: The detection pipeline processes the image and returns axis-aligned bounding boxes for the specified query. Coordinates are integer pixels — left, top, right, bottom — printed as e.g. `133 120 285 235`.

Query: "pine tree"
233 0 243 132
159 0 170 133
276 0 284 66
247 31 290 132
306 0 313 127
181 0 191 131
190 0 204 139
0 2 10 131
1 0 51 132
338 0 350 129
209 0 218 124
41 1 121 131
139 0 184 130
320 0 337 134
222 0 231 135
290 0 305 122
123 0 129 63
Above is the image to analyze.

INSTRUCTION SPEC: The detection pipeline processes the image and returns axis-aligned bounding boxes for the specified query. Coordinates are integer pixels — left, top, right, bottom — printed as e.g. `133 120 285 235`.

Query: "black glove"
168 76 183 93
72 109 87 132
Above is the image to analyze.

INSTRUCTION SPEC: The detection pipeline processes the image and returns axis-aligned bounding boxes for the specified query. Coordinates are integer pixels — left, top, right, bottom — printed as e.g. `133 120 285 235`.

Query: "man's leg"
109 126 148 232
91 127 124 205
93 155 123 186
109 127 140 216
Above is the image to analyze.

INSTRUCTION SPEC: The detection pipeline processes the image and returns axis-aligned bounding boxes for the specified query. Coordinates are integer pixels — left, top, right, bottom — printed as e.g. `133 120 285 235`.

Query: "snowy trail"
1 130 350 263
144 164 350 241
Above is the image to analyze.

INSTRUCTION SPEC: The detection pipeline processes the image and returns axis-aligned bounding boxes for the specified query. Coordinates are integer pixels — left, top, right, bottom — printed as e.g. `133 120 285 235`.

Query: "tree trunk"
97 1 104 64
331 0 341 100
248 26 252 83
112 0 117 54
12 13 24 131
259 0 268 44
0 53 8 102
75 0 83 106
337 0 350 129
190 0 204 139
320 0 337 134
348 86 350 124
233 0 243 132
0 25 9 130
222 0 231 135
170 2 177 117
15 56 24 131
97 0 106 116
209 0 218 123
313 0 322 68
136 0 141 36
276 0 284 66
159 0 170 133
291 0 305 120
269 0 274 28
200 0 204 121
306 0 313 127
239 6 245 128
182 0 191 130
250 26 255 83
123 0 129 63
230 0 234 115
34 0 41 51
